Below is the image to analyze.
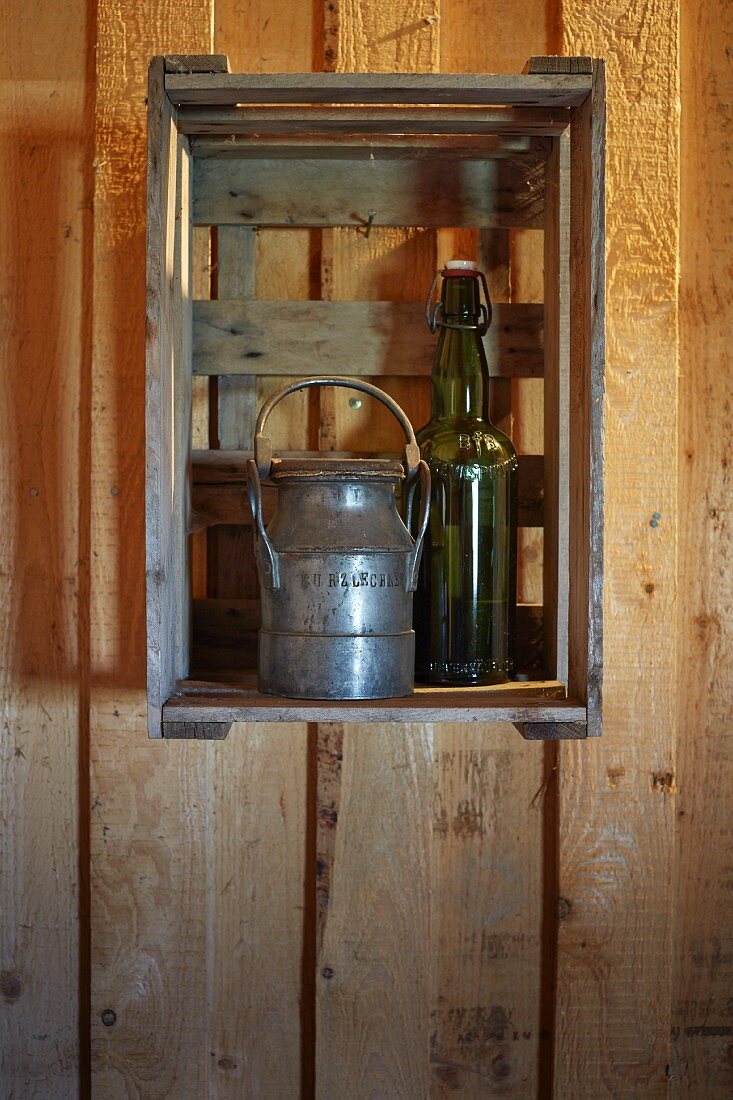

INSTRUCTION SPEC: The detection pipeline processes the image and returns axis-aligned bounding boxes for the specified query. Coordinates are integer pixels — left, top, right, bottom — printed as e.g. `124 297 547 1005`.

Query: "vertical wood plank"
315 6 438 1097
673 0 733 1093
204 727 308 1098
90 4 213 1096
555 4 679 1095
430 729 548 1097
317 728 433 1098
0 4 90 1090
203 5 315 1096
430 5 551 1096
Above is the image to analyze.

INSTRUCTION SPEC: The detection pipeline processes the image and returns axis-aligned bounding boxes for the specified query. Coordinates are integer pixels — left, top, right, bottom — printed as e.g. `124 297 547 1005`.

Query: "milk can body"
246 379 430 700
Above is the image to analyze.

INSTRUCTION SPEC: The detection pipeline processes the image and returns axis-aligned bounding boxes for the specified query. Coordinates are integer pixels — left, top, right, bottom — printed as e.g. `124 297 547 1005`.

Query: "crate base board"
158 677 587 738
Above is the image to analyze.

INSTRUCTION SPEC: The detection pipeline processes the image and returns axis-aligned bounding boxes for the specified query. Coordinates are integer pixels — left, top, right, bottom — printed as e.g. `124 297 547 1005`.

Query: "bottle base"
415 670 513 687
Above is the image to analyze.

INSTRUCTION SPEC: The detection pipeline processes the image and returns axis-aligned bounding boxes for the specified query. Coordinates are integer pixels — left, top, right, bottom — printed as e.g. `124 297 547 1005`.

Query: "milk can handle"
252 376 421 479
245 458 281 590
405 459 431 592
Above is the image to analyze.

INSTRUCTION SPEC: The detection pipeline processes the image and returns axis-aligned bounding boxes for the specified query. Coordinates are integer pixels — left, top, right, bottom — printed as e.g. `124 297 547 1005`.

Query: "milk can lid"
268 452 406 483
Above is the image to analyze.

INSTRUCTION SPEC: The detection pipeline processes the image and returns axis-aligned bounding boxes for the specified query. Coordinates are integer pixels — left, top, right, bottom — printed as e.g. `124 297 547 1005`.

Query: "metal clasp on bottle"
425 268 493 336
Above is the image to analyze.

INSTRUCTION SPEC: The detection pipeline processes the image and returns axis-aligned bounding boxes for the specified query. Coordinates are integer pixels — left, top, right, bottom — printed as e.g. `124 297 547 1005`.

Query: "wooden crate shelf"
146 54 605 741
162 677 587 741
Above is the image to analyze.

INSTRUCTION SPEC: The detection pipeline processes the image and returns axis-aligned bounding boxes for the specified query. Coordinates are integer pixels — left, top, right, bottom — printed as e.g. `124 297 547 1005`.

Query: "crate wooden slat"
190 134 545 160
162 678 587 730
192 155 545 228
178 105 570 137
188 450 545 531
192 301 544 378
165 71 592 107
145 56 606 740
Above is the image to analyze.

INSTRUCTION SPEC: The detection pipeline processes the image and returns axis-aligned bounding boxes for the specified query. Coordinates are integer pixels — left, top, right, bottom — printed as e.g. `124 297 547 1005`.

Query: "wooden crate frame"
146 54 605 741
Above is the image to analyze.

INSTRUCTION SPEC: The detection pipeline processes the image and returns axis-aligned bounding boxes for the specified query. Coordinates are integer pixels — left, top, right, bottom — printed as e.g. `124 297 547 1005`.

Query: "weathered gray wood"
161 690 581 726
543 130 571 684
165 54 230 74
189 449 544 529
162 721 232 739
162 684 585 726
172 134 193 692
192 156 545 228
525 56 593 75
164 71 592 108
216 227 257 449
567 61 605 737
514 720 587 740
146 57 187 739
178 105 570 138
192 300 544 378
190 134 546 160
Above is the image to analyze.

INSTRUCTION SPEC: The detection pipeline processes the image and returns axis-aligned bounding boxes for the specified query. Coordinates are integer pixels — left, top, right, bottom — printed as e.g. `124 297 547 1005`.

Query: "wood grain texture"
430 6 553 1094
193 153 546 228
179 104 569 137
554 4 679 1096
145 72 194 738
203 3 316 1096
193 299 544 378
311 10 439 1097
430 730 548 1096
203 725 307 1097
0 4 90 1090
316 727 433 1098
190 133 542 159
165 53 229 73
90 2 213 1096
672 0 733 1093
566 61 605 733
165 71 592 106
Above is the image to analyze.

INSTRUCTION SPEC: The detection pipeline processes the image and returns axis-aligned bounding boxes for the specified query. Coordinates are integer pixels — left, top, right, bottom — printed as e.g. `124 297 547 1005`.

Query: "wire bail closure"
425 267 493 336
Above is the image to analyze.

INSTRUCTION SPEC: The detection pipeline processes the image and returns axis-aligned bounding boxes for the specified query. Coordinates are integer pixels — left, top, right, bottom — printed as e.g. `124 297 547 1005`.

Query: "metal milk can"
246 377 430 699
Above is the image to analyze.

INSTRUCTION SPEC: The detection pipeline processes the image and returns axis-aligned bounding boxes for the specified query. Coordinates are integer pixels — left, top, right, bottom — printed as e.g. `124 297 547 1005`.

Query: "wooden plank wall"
556 4 680 1095
673 0 733 1094
0 1 91 1095
3 0 733 1097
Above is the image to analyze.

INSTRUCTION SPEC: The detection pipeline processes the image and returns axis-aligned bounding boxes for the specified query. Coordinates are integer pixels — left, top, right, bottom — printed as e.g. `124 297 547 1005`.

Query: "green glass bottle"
413 260 518 685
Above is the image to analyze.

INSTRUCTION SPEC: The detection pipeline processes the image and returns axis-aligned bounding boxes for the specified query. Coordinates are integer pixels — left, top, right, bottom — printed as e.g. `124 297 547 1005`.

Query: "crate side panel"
172 135 193 684
567 66 605 733
146 59 180 737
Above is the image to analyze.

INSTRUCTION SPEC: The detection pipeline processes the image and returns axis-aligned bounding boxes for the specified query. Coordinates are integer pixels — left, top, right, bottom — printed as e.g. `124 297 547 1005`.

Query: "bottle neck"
431 275 489 421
